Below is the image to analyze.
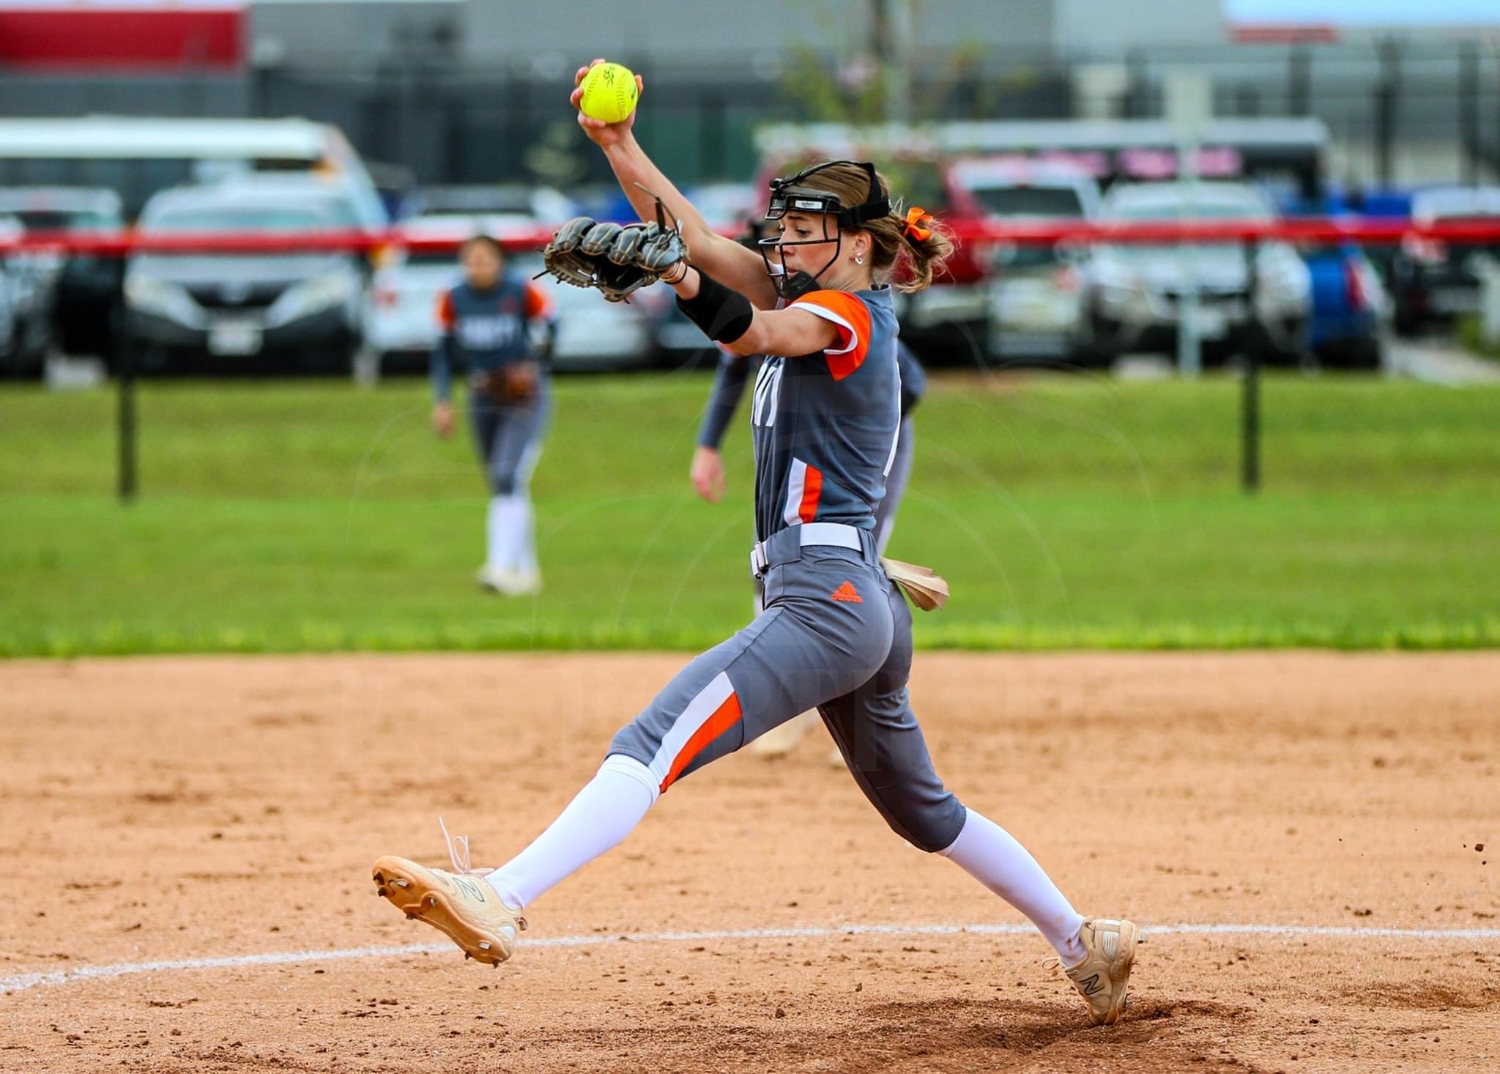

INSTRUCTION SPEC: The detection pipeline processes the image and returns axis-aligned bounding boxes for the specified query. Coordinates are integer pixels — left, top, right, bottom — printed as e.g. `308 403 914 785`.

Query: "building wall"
1054 0 1225 58
241 0 1229 75
457 0 1057 73
249 0 461 68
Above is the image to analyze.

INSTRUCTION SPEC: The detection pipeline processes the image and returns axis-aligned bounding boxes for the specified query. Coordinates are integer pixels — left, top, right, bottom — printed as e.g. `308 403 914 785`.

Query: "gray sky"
1226 0 1498 24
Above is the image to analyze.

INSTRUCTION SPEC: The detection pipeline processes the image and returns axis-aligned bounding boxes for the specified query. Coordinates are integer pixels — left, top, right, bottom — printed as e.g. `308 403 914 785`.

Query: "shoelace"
438 816 472 874
437 817 528 930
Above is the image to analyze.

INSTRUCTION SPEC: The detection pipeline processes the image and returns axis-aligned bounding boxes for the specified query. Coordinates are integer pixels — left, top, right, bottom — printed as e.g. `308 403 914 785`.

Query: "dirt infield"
2 652 1496 1073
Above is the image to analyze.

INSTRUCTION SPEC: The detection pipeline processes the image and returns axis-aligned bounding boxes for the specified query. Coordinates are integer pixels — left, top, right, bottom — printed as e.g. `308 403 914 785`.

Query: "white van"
0 116 386 225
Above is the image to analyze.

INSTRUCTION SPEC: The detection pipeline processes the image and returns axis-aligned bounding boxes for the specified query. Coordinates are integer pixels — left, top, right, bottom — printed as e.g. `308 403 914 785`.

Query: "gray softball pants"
469 384 549 497
608 525 966 853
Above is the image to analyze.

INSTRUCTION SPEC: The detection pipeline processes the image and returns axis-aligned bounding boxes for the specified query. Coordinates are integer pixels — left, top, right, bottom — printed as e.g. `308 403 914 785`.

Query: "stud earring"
855 254 865 264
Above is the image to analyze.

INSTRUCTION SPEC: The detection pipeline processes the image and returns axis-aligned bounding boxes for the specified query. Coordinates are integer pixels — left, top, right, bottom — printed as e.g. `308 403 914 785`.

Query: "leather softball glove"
541 216 688 303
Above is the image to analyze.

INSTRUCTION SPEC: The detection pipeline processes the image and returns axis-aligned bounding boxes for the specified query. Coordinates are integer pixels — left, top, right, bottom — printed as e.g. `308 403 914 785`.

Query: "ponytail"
890 203 953 293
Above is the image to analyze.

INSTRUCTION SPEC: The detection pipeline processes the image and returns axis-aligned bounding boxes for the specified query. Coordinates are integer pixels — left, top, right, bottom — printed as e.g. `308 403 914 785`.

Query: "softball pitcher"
374 61 1138 1026
431 234 557 596
692 334 927 757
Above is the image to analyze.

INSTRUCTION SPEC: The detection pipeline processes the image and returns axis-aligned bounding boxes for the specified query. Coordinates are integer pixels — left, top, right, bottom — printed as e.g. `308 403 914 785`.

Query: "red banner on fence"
0 1 245 70
3 218 1499 257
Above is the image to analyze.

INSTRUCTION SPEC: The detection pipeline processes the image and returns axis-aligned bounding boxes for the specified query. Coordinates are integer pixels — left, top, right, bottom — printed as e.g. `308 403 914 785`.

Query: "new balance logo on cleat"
1062 918 1139 1026
831 581 862 603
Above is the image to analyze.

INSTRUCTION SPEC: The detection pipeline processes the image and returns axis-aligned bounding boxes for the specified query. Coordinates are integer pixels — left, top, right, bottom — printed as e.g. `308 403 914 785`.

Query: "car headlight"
265 272 358 327
1256 250 1310 303
1092 259 1145 300
124 275 204 327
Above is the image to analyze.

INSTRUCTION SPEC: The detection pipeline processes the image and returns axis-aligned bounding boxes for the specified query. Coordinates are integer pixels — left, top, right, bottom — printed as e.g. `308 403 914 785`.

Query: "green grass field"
2 371 1498 656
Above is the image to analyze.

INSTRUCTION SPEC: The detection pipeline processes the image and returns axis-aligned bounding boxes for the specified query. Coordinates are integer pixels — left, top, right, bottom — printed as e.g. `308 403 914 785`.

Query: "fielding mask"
759 160 889 300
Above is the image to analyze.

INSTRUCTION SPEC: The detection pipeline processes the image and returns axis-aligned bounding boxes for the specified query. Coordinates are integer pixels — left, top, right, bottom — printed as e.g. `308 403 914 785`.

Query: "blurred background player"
691 220 929 757
431 234 558 596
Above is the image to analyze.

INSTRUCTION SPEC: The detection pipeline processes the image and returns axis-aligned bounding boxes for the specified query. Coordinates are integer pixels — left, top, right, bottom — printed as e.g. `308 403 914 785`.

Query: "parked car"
0 211 53 375
1304 242 1387 369
0 187 124 365
123 179 373 373
1084 181 1311 364
1389 186 1500 336
944 157 1102 363
0 215 22 374
1273 191 1388 370
399 184 574 227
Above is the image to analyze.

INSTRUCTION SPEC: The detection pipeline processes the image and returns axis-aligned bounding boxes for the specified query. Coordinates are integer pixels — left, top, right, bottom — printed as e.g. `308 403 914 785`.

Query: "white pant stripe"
645 671 736 788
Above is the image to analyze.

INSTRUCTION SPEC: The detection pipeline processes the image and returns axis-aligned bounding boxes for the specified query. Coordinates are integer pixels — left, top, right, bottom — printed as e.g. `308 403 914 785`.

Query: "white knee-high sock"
512 496 537 574
487 495 528 571
939 809 1086 965
486 496 508 570
485 755 657 910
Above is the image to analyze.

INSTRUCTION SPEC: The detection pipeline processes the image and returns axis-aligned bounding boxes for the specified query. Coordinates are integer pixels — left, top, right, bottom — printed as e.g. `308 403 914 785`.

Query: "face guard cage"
758 160 890 300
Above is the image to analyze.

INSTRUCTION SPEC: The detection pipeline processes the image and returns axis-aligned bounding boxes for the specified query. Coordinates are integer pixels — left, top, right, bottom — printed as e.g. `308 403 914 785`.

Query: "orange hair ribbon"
903 206 933 242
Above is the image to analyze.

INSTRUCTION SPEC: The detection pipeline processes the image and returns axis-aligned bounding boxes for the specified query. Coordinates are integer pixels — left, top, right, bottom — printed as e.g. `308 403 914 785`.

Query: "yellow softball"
578 62 639 124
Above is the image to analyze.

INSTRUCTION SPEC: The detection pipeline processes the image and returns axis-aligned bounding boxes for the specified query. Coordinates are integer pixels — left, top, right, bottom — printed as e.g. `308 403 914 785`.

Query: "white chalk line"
4 921 1497 997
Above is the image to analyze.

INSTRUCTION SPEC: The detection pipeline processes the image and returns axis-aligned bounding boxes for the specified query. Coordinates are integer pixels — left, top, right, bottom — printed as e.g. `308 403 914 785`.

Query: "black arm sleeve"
675 269 754 344
696 351 753 450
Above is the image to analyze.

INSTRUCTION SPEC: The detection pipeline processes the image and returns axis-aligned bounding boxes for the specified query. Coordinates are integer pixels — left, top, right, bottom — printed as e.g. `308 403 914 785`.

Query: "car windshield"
971 186 1085 218
146 205 342 233
9 209 118 231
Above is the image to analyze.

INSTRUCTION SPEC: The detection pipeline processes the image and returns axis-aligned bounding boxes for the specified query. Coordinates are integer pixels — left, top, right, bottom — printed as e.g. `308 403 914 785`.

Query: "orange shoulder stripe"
790 290 872 381
524 280 555 321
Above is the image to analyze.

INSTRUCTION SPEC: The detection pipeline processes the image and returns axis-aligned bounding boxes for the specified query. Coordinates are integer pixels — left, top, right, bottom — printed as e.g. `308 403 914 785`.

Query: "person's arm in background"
524 279 559 369
691 349 753 502
895 339 926 417
431 290 457 437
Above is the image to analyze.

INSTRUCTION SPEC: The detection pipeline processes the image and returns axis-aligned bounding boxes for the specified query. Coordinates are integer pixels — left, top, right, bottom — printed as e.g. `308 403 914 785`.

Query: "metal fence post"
1243 237 1261 494
118 344 137 503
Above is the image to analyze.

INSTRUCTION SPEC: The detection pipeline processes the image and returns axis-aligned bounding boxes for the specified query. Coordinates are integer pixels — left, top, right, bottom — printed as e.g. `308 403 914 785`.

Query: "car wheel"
1349 336 1384 371
1086 309 1122 366
1392 307 1421 338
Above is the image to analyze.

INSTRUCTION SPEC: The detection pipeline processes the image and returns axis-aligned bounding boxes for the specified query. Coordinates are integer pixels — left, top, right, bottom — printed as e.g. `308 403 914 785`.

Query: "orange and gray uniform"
432 274 556 496
699 338 924 553
610 286 964 852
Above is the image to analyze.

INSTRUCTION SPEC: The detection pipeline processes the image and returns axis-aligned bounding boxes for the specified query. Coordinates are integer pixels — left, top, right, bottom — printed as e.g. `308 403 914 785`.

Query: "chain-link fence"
2 38 1496 190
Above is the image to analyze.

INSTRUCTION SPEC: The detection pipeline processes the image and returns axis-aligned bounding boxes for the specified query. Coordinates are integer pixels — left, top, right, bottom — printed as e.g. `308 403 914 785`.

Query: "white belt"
750 522 864 578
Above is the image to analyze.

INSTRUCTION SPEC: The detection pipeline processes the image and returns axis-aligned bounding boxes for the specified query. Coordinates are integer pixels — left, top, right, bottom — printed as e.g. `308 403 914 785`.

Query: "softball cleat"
372 856 526 966
475 565 544 597
1063 917 1140 1026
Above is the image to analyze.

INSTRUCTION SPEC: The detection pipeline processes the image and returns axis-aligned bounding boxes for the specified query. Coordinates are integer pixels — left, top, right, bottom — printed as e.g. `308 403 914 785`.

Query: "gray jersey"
749 286 901 543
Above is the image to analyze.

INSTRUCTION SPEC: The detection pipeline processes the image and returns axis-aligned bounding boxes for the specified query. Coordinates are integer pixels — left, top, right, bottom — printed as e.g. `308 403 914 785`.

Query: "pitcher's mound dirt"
2 652 1496 1072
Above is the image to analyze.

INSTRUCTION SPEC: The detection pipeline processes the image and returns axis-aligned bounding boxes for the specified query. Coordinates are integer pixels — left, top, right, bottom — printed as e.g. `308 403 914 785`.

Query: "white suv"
948 158 1102 363
1086 181 1311 363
